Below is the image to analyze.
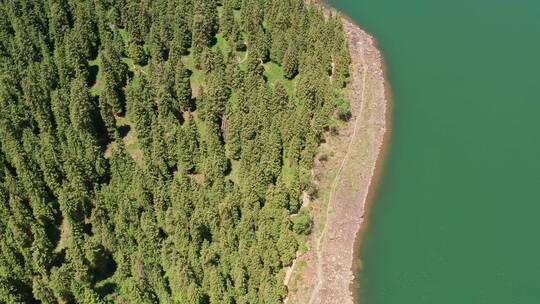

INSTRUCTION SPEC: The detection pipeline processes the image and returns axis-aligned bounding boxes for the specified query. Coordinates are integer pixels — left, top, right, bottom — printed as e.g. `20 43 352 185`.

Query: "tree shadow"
118 124 131 138
96 282 118 298
87 65 99 87
93 248 117 282
51 249 66 268
208 36 218 47
83 222 93 236
117 88 127 116
43 216 61 247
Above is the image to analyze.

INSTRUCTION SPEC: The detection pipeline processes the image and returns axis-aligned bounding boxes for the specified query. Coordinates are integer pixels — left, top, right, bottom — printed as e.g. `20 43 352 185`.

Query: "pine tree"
221 1 236 38
203 71 231 121
175 59 193 111
99 73 120 136
0 1 350 302
282 43 299 79
129 77 155 152
225 103 243 160
177 114 199 173
249 26 270 62
227 20 245 52
191 0 219 65
127 39 148 66
69 74 96 137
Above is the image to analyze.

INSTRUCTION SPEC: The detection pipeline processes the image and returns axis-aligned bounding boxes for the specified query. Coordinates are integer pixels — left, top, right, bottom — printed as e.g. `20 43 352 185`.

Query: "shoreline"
350 79 392 303
285 1 390 303
349 21 394 303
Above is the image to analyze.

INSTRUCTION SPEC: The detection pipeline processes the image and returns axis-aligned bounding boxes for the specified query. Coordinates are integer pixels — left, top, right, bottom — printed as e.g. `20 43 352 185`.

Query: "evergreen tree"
69 74 97 137
175 59 193 111
282 43 299 79
177 114 200 173
0 1 351 302
221 1 236 39
192 0 219 65
127 39 148 66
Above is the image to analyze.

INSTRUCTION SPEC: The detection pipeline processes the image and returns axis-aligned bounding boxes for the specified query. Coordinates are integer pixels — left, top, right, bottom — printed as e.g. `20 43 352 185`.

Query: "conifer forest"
0 0 351 302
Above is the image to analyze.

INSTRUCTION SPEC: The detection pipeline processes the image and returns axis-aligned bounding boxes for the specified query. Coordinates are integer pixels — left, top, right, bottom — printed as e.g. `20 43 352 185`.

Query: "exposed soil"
285 2 389 303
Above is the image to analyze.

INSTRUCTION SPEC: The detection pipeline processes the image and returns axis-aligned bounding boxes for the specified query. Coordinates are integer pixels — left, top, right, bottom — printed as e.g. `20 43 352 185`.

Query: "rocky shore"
285 2 389 303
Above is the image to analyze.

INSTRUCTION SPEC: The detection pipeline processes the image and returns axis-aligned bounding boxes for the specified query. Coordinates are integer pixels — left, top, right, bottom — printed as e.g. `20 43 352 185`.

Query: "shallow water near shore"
326 0 540 303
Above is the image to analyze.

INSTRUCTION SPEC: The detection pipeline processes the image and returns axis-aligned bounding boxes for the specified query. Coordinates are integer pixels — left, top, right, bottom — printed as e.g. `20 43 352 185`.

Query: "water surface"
326 0 540 303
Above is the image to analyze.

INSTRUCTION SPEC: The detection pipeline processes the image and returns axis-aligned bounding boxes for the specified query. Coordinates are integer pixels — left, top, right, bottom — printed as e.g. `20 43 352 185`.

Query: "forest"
0 0 351 303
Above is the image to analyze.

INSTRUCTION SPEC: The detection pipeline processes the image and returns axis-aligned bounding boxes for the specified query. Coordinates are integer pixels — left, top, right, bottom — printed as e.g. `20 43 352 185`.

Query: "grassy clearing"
53 219 69 253
264 62 284 82
215 34 228 53
264 61 294 93
118 28 129 45
181 52 205 98
115 116 143 165
281 155 297 187
233 9 241 22
227 159 241 184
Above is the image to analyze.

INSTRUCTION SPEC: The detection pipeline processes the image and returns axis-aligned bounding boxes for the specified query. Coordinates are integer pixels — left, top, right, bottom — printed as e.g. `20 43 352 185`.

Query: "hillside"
0 0 351 303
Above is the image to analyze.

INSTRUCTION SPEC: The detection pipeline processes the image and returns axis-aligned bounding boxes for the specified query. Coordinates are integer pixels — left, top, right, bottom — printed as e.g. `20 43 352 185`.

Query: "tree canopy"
0 0 351 303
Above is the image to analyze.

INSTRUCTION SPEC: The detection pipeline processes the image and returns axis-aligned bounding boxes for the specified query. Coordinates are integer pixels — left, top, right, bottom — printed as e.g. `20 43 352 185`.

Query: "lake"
326 0 540 303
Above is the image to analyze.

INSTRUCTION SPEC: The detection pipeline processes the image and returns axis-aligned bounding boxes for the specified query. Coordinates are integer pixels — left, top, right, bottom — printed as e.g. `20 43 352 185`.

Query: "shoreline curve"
285 1 390 303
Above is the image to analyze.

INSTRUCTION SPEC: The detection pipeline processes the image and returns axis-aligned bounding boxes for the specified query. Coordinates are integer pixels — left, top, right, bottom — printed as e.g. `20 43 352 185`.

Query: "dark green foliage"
227 20 245 52
127 40 148 66
0 0 351 302
249 26 270 62
99 73 120 135
177 114 199 173
192 0 219 66
174 58 193 111
283 43 299 79
220 1 236 39
69 75 97 137
201 71 231 120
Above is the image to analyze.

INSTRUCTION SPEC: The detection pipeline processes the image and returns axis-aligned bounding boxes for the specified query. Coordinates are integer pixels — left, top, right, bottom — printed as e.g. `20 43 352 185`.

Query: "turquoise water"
326 0 540 303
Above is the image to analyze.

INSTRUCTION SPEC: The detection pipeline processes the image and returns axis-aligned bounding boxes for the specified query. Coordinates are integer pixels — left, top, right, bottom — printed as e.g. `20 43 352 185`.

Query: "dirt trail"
307 48 368 304
285 2 389 303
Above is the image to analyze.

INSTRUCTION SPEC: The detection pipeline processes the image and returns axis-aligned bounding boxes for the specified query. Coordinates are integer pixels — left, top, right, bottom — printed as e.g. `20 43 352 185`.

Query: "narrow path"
307 48 368 304
283 257 297 287
238 49 249 64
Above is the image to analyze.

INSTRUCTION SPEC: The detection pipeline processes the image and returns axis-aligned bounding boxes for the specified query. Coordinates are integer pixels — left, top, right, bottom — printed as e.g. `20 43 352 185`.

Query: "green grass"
264 61 294 93
214 34 229 55
193 112 207 138
264 62 285 82
190 68 205 99
191 68 205 84
228 90 238 104
114 116 143 165
122 56 135 70
296 235 309 253
126 142 140 152
115 116 131 128
233 10 241 22
89 56 103 96
239 56 248 71
237 50 247 60
121 56 143 88
281 154 297 187
118 28 129 45
182 51 195 69
96 17 306 178
227 159 241 184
